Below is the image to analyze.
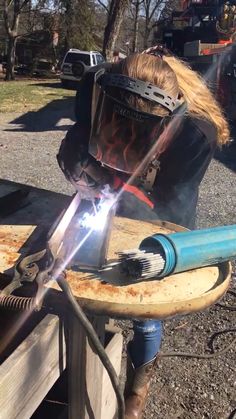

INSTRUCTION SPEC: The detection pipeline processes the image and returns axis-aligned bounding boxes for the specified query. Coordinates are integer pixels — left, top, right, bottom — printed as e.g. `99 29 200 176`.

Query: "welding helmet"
89 69 179 174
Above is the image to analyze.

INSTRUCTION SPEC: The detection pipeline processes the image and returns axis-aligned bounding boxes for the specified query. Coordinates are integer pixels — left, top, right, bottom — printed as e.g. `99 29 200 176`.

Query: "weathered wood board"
101 331 123 419
0 314 66 419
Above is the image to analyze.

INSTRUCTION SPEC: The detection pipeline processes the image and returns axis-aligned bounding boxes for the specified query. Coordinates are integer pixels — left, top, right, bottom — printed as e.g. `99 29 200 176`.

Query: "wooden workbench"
0 180 231 419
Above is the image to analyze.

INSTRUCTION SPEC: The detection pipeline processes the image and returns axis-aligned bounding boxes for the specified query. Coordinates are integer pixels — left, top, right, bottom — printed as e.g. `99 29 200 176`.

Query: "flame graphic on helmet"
94 101 163 173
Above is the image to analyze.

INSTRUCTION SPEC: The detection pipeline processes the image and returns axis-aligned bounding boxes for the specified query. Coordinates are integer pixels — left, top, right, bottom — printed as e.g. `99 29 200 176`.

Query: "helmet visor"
89 90 169 174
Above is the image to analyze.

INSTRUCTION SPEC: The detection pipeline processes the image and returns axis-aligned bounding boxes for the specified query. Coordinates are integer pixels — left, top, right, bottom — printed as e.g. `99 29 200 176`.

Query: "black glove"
57 124 87 182
57 124 114 198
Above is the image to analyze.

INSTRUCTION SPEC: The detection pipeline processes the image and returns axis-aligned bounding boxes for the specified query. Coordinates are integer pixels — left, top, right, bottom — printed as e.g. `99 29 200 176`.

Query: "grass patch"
0 79 76 113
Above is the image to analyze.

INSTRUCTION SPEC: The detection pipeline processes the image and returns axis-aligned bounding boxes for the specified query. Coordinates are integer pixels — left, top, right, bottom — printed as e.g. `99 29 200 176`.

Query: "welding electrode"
118 249 165 279
119 224 236 280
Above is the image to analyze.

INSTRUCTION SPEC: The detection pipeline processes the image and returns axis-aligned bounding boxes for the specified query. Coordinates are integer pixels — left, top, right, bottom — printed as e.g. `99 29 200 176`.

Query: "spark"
78 193 117 231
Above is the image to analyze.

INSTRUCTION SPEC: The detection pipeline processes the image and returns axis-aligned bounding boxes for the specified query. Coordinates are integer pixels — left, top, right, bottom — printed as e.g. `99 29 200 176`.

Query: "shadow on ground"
4 96 76 133
33 82 63 89
33 81 79 90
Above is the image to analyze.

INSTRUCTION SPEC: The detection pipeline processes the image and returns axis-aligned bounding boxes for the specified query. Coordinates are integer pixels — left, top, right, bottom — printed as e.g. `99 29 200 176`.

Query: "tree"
130 0 143 52
151 0 182 46
141 0 163 49
59 0 97 53
3 0 31 80
102 0 130 61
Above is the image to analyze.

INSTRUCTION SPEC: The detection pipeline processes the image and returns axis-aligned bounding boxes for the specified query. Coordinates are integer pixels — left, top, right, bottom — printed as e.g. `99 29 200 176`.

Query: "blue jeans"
129 320 163 369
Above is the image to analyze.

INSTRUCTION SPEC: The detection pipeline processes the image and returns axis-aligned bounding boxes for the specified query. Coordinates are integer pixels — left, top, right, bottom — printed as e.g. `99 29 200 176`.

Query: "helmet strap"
135 158 161 192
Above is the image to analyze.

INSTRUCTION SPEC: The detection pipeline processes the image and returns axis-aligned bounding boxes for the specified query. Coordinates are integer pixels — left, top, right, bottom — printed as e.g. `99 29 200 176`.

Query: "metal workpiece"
70 199 116 271
47 192 82 261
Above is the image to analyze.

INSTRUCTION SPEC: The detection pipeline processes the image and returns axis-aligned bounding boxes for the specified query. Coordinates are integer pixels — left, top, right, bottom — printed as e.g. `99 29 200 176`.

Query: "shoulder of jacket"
87 62 112 75
185 117 217 145
78 62 112 88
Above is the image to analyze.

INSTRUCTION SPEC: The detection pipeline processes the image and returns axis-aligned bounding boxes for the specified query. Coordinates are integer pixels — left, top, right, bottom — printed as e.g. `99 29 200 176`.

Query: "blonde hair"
114 54 179 116
114 53 230 145
163 55 230 145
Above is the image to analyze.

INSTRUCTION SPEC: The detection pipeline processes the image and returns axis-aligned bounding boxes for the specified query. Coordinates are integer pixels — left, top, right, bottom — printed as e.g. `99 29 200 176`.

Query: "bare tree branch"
141 0 165 47
3 0 31 79
130 0 143 51
150 0 162 20
103 0 130 60
129 0 143 19
4 0 11 36
97 0 109 13
5 0 15 8
19 0 30 11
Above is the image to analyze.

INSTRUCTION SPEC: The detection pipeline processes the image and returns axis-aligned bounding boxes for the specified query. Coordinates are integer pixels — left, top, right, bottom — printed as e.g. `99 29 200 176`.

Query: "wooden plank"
105 319 122 335
101 332 123 419
0 314 66 419
67 314 106 419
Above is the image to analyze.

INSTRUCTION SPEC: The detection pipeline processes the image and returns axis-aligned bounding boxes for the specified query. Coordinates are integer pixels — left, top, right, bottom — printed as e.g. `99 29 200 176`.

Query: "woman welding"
57 46 230 419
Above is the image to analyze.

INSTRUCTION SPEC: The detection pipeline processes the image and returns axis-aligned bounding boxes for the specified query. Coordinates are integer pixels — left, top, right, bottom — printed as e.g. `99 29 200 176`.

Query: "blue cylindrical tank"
139 224 236 277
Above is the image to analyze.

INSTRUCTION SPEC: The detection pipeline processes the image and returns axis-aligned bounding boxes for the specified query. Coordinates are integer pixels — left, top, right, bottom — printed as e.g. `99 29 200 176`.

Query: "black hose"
216 290 236 310
159 290 236 360
57 275 125 419
159 327 236 359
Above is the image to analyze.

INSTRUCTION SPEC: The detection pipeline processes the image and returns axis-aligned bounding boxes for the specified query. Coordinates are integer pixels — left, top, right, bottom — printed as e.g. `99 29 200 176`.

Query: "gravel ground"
0 103 235 419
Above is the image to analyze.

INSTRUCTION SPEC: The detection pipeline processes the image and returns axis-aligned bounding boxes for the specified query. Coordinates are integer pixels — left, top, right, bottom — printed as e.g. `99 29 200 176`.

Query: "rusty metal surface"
0 225 36 269
0 217 231 320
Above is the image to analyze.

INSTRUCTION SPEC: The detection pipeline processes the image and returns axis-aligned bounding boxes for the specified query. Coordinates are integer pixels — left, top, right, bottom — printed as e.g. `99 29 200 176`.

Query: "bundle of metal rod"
118 249 165 280
117 224 236 281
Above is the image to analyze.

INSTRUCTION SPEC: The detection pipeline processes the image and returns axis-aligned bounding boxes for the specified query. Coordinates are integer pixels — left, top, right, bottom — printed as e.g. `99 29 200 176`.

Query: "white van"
60 49 105 87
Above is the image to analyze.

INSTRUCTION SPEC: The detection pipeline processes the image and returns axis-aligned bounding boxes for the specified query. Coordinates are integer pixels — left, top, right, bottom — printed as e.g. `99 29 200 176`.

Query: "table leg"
67 313 106 419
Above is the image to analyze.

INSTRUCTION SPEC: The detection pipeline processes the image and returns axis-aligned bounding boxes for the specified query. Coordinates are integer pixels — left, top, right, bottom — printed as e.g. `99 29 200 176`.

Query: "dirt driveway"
0 103 235 419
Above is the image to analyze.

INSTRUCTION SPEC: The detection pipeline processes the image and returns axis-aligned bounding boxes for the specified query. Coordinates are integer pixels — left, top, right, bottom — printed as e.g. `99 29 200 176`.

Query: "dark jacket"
58 68 217 229
152 117 217 228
